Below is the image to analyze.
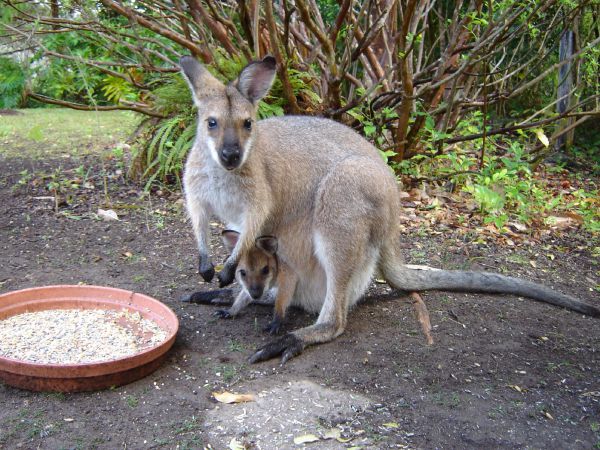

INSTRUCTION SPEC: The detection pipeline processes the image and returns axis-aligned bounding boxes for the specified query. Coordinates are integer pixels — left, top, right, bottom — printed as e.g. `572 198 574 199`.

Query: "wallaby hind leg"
249 233 378 364
264 266 299 335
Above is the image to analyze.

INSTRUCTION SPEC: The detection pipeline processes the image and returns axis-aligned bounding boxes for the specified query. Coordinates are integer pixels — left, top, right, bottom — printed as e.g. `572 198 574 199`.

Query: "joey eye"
243 119 252 131
239 269 247 277
261 266 269 275
207 118 218 129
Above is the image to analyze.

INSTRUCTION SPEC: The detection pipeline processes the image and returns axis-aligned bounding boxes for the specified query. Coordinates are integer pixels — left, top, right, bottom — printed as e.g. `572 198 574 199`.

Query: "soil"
0 150 599 450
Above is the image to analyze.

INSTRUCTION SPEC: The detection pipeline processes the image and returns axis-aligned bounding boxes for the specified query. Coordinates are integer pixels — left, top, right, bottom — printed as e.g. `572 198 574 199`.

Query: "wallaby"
180 55 600 364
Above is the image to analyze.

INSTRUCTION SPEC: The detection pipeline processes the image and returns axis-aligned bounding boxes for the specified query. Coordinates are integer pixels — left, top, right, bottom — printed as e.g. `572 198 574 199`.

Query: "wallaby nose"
248 286 263 299
221 146 241 168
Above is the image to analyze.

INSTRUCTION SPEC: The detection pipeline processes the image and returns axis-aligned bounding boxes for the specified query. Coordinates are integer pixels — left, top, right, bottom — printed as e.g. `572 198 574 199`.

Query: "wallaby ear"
179 56 223 106
221 230 240 253
255 235 278 255
236 55 277 104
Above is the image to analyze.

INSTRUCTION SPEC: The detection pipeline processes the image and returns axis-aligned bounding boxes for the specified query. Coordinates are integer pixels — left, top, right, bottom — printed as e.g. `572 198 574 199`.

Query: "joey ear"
236 56 277 104
179 56 223 106
221 230 240 253
255 235 278 255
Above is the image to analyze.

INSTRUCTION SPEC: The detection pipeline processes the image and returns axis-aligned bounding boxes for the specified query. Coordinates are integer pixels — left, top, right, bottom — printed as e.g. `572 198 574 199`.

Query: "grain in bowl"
0 308 168 364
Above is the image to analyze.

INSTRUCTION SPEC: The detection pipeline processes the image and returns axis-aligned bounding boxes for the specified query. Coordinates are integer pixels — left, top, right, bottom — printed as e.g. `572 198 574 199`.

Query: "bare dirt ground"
1 112 599 449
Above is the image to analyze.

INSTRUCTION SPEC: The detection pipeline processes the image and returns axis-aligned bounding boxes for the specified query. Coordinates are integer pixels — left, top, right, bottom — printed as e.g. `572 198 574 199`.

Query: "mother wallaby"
180 56 599 364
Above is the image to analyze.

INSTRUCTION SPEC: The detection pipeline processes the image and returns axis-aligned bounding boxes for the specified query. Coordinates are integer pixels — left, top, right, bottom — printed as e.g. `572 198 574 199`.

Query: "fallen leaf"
529 260 537 268
535 128 550 147
229 437 245 450
508 384 526 393
383 422 400 428
322 429 340 439
214 264 224 273
404 264 441 271
97 208 119 221
543 411 554 420
508 221 527 232
293 434 320 445
324 427 354 443
546 216 579 230
581 391 600 397
212 391 256 404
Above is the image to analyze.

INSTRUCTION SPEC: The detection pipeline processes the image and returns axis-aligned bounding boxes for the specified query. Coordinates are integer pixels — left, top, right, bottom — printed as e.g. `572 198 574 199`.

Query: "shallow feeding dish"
0 285 178 392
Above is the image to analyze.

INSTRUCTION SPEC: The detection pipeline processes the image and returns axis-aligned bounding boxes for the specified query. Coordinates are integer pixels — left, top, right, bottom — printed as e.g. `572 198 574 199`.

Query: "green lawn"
0 108 140 158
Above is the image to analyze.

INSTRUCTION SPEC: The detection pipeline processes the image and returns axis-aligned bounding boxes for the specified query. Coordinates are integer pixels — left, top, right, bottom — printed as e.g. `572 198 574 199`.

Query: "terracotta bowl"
0 285 178 392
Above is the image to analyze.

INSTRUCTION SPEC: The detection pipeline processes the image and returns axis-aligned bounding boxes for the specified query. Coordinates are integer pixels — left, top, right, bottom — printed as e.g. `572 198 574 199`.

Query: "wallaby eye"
239 269 247 277
261 266 269 275
243 119 252 131
207 118 218 129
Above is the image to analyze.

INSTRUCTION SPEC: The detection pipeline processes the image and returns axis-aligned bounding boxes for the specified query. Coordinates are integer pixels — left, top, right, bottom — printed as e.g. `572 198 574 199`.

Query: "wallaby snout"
220 144 242 170
247 285 264 300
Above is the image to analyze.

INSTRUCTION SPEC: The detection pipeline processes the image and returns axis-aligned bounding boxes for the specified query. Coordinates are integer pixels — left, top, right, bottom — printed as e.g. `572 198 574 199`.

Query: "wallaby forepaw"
213 309 233 319
198 255 215 282
248 334 304 365
217 263 236 287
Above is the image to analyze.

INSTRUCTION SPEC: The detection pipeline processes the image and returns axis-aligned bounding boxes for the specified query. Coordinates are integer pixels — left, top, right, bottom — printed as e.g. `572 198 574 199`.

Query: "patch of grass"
218 364 238 383
0 109 139 158
431 392 461 408
125 394 139 408
227 338 245 352
506 253 529 265
173 416 200 435
1 408 50 443
546 361 571 374
44 391 66 401
214 363 247 385
408 250 428 264
178 436 205 449
488 405 505 420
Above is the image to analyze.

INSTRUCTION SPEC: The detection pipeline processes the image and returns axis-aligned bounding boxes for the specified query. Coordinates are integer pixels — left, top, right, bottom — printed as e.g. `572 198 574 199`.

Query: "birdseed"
0 308 169 364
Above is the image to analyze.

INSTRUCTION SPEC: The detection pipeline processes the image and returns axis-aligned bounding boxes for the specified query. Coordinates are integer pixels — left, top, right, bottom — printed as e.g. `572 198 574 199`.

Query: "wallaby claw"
217 262 237 287
263 319 282 335
198 255 215 282
213 309 232 319
248 334 304 365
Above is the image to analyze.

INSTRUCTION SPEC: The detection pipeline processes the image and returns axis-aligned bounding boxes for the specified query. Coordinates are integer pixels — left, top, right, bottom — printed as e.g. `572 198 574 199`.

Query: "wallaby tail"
384 266 600 318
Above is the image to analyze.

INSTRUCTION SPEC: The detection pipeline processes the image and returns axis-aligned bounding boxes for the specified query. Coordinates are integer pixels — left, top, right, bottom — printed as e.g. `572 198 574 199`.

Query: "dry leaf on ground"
293 434 320 444
213 391 256 404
